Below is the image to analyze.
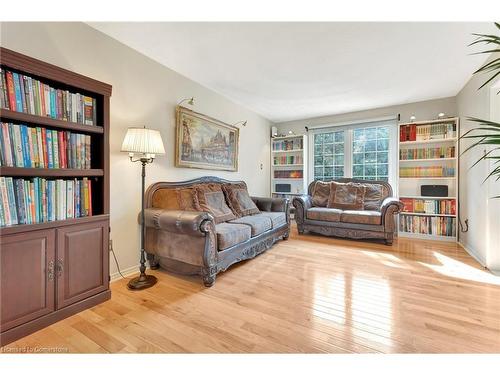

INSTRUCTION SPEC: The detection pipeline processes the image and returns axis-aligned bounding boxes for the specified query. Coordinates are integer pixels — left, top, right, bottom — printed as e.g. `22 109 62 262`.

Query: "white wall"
274 97 457 135
456 53 500 273
0 22 272 277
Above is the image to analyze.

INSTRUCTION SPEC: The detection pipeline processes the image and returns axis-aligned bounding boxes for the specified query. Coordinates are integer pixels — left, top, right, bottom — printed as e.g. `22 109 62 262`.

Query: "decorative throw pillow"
363 184 384 211
222 182 260 217
311 181 331 207
327 181 366 210
152 187 198 211
194 183 236 223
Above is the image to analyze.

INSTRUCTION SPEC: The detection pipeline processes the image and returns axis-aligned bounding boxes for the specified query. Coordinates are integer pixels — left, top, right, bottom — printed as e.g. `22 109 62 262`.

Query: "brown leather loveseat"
143 177 290 286
292 178 403 245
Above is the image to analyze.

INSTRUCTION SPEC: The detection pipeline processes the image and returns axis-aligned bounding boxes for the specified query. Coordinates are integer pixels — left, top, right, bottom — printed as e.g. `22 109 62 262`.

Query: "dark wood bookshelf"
0 108 104 134
0 167 104 177
0 47 112 346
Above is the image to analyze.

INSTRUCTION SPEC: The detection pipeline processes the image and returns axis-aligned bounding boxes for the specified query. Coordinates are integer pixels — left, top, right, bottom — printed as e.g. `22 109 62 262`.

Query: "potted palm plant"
460 22 500 197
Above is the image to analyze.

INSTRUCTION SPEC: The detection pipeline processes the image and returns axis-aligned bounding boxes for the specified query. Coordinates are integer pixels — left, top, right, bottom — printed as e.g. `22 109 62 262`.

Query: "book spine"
27 126 35 168
6 71 16 111
0 69 9 110
12 73 24 112
46 128 54 168
0 177 11 226
52 129 60 169
13 124 24 167
6 177 18 225
20 75 28 114
31 127 39 168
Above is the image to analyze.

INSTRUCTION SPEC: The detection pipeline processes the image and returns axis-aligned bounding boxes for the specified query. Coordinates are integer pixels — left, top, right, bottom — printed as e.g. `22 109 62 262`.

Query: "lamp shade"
121 127 165 155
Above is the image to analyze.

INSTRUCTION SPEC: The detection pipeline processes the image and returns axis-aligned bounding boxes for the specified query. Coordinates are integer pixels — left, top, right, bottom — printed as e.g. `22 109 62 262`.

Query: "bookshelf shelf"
399 176 456 180
0 109 104 134
271 149 304 153
0 167 104 177
399 138 457 146
400 212 456 217
273 163 304 167
0 213 109 236
399 157 455 163
398 117 459 242
0 47 111 346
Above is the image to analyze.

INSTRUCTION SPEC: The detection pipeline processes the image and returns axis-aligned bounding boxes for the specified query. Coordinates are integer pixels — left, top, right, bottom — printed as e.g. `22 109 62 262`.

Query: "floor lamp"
121 126 165 290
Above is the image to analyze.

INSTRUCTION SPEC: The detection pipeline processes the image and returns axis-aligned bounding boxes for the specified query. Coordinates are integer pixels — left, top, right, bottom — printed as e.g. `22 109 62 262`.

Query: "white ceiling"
89 22 495 123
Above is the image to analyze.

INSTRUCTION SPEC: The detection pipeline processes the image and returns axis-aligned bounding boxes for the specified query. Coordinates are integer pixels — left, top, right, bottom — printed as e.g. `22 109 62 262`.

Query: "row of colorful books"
0 68 97 126
0 176 92 227
400 198 456 215
399 166 455 178
400 123 456 142
272 138 303 151
273 155 303 166
399 215 456 237
399 146 455 160
0 122 91 169
273 170 303 179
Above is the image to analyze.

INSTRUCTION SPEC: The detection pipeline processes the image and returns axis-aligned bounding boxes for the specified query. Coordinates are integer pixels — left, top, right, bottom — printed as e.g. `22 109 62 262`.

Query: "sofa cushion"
222 182 260 217
152 187 198 211
215 223 252 251
306 207 342 222
340 210 382 225
256 212 287 229
362 183 387 211
194 183 236 224
327 181 366 210
227 214 272 237
311 180 331 207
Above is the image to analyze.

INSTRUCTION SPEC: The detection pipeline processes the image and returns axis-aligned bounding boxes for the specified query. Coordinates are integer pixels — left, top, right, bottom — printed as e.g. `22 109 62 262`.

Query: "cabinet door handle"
47 260 55 281
56 259 64 277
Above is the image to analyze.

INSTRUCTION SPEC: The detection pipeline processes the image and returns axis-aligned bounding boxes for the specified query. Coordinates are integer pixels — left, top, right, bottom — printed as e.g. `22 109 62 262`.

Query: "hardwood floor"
3 227 500 353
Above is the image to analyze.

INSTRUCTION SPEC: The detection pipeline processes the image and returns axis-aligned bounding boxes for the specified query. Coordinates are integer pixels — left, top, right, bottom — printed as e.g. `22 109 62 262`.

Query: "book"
1 69 98 126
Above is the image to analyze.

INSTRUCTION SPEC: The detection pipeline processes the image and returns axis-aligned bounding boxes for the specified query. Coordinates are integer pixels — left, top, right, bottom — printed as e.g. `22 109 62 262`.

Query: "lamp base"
127 274 157 290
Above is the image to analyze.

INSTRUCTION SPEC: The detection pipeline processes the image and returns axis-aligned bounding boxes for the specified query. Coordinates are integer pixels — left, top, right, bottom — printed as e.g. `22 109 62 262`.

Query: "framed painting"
175 106 239 171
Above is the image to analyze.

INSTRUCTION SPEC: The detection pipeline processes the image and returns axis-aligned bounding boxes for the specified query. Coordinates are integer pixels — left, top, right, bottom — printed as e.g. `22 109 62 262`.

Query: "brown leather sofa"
292 178 403 245
143 177 290 286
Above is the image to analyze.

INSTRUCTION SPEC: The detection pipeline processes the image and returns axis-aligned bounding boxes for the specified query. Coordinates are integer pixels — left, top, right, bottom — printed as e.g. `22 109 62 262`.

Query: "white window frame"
307 116 399 189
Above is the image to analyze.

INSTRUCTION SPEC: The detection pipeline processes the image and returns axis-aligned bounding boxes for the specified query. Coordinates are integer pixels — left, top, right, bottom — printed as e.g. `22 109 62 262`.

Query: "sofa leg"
147 253 160 270
297 224 305 235
202 274 216 287
282 230 290 240
385 233 394 246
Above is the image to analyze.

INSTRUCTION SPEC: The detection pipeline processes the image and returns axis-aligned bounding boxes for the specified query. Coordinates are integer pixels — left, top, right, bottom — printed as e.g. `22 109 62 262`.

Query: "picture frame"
175 106 239 171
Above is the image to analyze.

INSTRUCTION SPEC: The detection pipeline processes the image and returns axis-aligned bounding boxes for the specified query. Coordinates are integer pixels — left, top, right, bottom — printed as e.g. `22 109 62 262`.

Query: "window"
352 126 390 181
313 130 344 182
309 118 397 186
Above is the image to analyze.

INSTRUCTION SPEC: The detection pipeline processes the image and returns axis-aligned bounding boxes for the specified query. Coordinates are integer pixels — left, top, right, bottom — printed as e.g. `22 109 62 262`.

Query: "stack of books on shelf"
274 170 303 179
272 138 303 151
0 68 97 126
273 155 303 165
400 146 455 160
400 198 456 215
0 176 92 227
0 122 91 169
399 215 456 237
399 166 455 178
400 122 456 142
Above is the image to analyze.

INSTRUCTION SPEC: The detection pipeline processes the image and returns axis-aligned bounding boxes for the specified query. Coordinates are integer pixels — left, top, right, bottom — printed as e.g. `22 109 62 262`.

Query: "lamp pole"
127 156 158 290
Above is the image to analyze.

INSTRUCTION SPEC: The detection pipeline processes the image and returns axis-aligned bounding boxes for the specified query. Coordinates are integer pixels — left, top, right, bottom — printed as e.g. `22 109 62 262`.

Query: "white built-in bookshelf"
397 117 459 242
271 135 308 211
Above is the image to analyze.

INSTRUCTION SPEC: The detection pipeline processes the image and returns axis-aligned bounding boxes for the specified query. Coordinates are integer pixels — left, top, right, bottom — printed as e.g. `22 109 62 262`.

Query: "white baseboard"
110 264 139 282
458 240 487 268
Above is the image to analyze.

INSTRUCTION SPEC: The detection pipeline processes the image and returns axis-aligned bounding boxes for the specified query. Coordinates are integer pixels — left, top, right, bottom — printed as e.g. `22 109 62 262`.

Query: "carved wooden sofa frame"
143 177 290 286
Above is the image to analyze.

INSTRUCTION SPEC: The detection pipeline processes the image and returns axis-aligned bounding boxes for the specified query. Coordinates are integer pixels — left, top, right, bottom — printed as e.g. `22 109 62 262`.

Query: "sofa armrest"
292 195 312 225
251 196 289 213
143 208 214 237
380 197 404 231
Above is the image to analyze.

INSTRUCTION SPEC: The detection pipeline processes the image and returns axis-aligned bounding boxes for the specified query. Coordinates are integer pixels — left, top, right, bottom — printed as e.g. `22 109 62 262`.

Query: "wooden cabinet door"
56 220 109 309
0 229 55 332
